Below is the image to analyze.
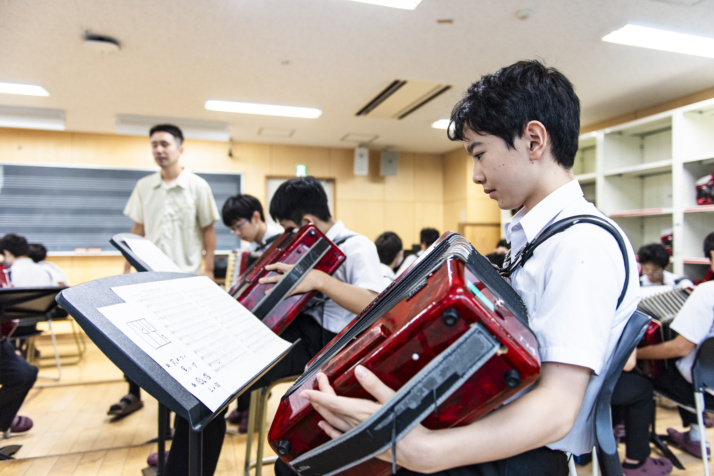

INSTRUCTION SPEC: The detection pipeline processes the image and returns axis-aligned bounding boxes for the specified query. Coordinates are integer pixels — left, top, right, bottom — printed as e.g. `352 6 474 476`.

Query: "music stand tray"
57 272 295 475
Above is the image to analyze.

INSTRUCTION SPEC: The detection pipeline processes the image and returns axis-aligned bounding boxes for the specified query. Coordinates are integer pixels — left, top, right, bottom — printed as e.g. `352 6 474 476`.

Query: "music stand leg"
189 427 203 476
157 404 169 476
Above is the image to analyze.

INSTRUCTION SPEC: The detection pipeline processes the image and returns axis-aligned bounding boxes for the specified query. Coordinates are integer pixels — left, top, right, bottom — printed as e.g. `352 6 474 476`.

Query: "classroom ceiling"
1 0 714 155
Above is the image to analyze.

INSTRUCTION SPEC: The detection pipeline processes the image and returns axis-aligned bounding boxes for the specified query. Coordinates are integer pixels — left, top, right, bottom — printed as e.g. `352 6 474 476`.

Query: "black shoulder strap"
254 232 280 253
333 234 357 246
501 215 631 309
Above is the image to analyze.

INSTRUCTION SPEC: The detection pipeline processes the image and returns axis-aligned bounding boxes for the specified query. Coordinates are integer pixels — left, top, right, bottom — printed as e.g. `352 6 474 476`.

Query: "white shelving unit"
574 98 714 282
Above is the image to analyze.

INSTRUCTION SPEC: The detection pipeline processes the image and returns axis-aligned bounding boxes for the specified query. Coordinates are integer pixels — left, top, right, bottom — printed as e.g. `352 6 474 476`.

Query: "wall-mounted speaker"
380 151 399 176
354 147 369 175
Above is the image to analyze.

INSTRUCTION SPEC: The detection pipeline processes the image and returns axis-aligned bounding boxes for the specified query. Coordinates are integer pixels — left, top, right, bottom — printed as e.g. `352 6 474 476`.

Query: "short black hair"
0 233 29 258
375 232 402 266
704 232 714 259
420 228 440 247
448 60 580 168
496 239 510 249
270 176 331 224
149 124 184 146
637 243 670 269
28 243 48 263
222 194 265 227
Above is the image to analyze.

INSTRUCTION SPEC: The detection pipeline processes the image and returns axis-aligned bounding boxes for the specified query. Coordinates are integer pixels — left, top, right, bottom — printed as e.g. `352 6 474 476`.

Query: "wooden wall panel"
0 127 446 283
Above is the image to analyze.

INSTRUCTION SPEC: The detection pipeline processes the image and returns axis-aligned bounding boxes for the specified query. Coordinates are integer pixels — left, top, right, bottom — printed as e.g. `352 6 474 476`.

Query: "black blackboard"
0 163 242 253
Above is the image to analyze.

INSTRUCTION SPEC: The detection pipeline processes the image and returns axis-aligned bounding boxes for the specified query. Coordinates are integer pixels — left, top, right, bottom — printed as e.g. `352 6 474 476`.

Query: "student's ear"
300 214 314 226
524 120 548 160
251 210 261 223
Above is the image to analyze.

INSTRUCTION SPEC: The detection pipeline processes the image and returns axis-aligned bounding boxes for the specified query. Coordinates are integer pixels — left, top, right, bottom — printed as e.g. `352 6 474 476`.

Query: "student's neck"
254 222 267 244
314 218 336 235
522 166 574 212
161 164 183 182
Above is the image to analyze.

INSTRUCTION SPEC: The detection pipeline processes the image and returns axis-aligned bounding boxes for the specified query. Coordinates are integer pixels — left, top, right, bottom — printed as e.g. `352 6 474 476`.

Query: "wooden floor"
0 320 712 475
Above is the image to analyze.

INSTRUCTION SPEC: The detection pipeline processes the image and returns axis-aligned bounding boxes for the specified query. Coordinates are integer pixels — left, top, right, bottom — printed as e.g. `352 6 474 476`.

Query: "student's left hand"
301 365 434 468
259 263 327 295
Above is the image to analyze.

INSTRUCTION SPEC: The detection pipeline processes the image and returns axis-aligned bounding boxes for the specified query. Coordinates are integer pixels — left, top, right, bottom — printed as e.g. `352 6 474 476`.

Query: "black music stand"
0 286 65 460
111 232 180 474
57 272 294 476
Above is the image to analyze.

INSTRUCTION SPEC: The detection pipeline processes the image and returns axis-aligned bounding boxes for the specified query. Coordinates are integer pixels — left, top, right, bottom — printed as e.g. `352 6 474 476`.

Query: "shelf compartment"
680 102 714 161
604 160 672 178
681 212 714 263
611 214 673 254
576 172 596 184
610 208 673 218
600 172 673 215
682 159 714 209
574 134 597 176
603 116 672 171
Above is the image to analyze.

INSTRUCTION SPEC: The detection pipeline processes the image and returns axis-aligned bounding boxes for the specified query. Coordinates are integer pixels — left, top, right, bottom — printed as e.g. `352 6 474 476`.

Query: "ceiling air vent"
356 79 451 120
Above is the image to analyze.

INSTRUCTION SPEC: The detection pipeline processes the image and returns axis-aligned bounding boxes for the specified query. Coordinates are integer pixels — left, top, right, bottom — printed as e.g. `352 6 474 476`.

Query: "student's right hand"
259 263 327 295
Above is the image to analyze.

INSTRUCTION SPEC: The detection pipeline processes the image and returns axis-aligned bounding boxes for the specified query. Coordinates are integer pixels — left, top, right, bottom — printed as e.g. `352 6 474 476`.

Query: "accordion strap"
500 214 631 309
288 321 501 476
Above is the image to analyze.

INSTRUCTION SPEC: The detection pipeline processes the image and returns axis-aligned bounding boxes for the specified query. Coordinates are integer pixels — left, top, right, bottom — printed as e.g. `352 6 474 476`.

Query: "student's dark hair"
375 232 402 266
420 228 440 247
448 60 580 168
269 176 331 224
637 243 670 269
0 233 29 258
496 239 510 249
27 243 48 263
149 124 184 146
222 194 264 227
704 232 714 259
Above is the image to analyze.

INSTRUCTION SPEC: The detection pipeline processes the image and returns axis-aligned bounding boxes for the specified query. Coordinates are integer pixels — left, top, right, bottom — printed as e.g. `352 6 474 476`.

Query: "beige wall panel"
442 148 469 202
461 224 501 255
71 133 148 167
0 128 74 164
326 148 352 178
232 143 272 202
333 154 385 202
413 153 443 202
443 198 468 235
336 200 385 240
383 152 414 202
47 255 126 285
381 201 416 243
466 195 501 224
412 201 445 236
270 144 330 177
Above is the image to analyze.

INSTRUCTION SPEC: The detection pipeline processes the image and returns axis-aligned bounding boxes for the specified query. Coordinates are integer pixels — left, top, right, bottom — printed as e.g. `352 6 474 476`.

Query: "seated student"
293 60 640 476
27 243 69 286
375 231 403 289
396 227 439 276
162 176 383 476
221 194 283 431
637 281 714 459
222 193 284 256
0 233 47 439
485 238 510 268
638 243 693 288
611 354 673 475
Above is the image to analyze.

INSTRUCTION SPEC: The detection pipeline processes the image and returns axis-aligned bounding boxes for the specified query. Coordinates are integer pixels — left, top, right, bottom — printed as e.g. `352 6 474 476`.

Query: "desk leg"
189 427 203 476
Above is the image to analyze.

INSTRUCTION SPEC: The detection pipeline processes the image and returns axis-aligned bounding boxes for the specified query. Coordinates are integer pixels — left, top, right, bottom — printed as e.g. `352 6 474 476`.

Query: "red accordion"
227 224 346 335
268 233 540 476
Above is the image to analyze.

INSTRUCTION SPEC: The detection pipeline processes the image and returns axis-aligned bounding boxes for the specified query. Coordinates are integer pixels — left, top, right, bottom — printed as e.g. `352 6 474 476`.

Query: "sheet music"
98 276 291 411
125 238 183 272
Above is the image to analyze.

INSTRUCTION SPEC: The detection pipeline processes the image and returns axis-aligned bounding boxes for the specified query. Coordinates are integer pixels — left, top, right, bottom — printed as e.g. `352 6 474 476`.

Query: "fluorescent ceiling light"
205 100 322 119
0 82 50 96
0 106 64 130
347 0 422 10
602 24 714 59
116 115 230 141
431 119 450 130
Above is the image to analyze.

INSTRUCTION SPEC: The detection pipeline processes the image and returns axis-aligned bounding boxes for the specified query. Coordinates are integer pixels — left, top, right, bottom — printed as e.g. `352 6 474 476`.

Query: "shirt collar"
325 220 346 241
505 179 584 253
152 169 187 189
